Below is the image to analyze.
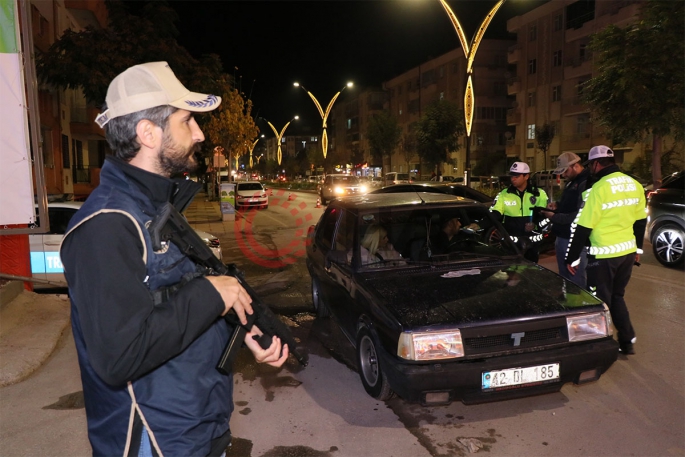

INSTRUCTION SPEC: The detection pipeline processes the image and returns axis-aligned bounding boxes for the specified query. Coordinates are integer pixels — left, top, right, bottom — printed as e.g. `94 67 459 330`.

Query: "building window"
398 85 402 95
61 134 70 168
438 65 444 78
553 50 563 67
527 92 536 107
41 128 53 168
552 85 562 102
528 59 537 74
553 14 563 31
579 44 587 61
527 124 536 140
494 82 506 95
439 92 444 100
577 79 588 97
529 25 537 41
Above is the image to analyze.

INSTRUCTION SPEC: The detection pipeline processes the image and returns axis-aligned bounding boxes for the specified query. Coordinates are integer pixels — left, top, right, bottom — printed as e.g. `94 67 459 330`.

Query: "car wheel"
652 223 685 268
485 227 502 247
311 278 329 318
356 326 394 401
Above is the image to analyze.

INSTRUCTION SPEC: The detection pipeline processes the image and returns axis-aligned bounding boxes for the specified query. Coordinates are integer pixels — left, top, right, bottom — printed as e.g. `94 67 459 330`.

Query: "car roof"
329 192 480 211
237 181 263 185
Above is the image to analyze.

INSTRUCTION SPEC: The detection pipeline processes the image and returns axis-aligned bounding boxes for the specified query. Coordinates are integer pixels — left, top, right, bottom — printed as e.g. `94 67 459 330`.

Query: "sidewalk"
0 192 226 388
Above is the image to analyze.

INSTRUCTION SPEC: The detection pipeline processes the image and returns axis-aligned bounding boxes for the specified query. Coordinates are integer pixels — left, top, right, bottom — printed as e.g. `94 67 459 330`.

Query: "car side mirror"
325 250 348 269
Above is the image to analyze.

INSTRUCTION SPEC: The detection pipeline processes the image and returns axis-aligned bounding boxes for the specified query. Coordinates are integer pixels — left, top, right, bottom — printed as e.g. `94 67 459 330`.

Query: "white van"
384 172 412 186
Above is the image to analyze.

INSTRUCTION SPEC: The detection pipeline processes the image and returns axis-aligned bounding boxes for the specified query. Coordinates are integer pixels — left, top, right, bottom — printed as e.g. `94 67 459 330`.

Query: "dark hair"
594 157 615 167
103 104 178 161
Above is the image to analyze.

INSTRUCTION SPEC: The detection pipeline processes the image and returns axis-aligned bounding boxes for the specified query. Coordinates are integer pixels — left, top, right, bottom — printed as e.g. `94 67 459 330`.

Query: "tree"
415 100 464 171
204 84 260 177
583 0 684 187
400 130 417 175
367 111 401 171
535 123 555 171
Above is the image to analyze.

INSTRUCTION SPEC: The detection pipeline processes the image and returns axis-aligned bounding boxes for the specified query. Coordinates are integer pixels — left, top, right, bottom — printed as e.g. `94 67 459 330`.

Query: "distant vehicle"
306 193 618 405
647 170 684 268
384 172 413 186
531 170 563 188
235 181 268 210
30 201 222 288
318 174 367 205
371 182 494 205
308 175 323 183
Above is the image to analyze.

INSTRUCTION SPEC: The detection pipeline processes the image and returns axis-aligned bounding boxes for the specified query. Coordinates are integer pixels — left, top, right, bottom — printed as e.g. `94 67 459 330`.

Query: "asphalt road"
1 190 683 456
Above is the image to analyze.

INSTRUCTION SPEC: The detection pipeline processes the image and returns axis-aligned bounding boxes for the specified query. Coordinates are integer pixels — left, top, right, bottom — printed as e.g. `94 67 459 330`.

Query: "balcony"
564 56 592 80
70 106 105 140
561 133 592 151
506 141 520 157
562 96 590 116
507 44 521 64
507 76 520 95
506 108 521 126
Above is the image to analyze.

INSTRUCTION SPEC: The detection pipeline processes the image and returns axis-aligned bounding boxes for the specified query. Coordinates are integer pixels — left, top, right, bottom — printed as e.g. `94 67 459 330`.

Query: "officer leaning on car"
565 145 647 355
490 162 549 262
60 62 288 457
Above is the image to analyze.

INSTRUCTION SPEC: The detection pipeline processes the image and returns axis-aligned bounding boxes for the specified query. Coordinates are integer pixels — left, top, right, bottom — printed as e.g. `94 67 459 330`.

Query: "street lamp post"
249 134 265 169
294 81 353 159
438 0 506 187
266 116 299 165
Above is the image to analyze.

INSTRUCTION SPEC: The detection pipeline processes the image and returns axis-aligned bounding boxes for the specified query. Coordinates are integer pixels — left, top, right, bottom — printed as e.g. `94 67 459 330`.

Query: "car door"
322 208 359 337
30 206 76 285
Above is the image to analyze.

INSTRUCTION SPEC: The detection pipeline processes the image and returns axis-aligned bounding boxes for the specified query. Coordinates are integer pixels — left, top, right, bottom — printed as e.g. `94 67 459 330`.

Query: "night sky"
167 0 549 133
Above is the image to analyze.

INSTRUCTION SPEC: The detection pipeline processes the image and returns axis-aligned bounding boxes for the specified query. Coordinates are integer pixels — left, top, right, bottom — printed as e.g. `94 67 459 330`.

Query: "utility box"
220 183 235 221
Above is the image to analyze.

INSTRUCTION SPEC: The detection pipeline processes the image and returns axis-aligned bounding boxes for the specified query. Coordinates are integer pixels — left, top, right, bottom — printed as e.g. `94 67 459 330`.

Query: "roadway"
1 189 682 456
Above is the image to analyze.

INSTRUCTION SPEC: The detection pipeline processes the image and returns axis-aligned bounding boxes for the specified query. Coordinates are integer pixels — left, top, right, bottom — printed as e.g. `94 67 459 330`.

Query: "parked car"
371 182 494 205
318 174 367 205
30 201 222 288
306 193 618 405
646 170 685 268
383 172 413 186
235 181 268 210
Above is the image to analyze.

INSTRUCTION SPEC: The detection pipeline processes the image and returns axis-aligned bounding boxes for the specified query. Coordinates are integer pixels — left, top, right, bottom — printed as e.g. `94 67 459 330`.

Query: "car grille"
461 319 568 356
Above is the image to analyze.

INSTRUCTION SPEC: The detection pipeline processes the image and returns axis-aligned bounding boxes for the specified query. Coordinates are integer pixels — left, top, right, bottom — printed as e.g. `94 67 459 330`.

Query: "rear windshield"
396 174 409 180
238 183 263 191
331 176 360 185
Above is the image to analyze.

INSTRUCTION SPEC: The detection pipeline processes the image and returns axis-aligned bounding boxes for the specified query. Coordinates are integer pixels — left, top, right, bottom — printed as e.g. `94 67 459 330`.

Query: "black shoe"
619 343 635 355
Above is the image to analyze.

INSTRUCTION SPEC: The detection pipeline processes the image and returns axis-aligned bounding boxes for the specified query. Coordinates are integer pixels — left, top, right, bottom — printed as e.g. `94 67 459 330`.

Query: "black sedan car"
647 170 684 268
371 182 494 205
306 193 618 406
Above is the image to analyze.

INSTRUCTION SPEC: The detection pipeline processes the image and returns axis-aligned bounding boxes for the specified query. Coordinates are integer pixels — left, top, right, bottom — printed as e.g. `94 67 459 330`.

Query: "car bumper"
380 338 618 405
236 198 268 207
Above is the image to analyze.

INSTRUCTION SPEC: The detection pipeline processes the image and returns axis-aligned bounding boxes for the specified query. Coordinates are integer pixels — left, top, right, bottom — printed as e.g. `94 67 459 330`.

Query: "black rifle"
148 202 308 374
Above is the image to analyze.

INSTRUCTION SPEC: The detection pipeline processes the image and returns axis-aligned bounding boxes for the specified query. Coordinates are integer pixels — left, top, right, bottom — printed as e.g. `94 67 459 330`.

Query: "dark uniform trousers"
586 253 636 345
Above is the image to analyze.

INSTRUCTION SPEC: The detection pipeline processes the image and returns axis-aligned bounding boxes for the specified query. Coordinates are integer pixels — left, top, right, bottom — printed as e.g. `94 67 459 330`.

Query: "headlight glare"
360 185 368 193
398 330 464 361
334 186 344 194
567 312 609 342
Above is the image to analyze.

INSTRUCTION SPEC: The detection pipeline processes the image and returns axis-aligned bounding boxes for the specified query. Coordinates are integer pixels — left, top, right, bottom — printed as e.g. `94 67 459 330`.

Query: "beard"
158 134 200 177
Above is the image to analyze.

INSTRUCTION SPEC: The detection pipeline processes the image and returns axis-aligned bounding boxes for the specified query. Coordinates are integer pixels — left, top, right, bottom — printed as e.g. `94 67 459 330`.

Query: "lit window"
527 124 536 140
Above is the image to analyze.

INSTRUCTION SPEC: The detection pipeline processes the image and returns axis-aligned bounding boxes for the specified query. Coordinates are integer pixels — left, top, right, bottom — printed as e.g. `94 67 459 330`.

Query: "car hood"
364 263 602 328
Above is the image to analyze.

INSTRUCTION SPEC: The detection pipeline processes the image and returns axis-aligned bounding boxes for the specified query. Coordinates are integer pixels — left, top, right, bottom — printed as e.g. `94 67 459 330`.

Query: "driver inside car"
432 217 480 255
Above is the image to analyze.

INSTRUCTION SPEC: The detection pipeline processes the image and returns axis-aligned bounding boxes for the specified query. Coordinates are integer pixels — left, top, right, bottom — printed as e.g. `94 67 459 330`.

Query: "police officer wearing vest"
60 62 288 456
565 145 646 355
540 152 590 287
490 162 549 262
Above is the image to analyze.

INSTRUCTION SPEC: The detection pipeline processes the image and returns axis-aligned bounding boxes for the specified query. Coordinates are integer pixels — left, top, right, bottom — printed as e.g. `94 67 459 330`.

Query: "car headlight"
334 186 345 194
398 330 464 361
567 306 613 342
359 185 368 193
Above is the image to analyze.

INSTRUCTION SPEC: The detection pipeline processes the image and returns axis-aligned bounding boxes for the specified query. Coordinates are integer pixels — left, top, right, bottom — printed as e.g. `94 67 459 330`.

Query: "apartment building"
382 39 513 179
264 134 319 165
29 0 108 199
506 0 643 171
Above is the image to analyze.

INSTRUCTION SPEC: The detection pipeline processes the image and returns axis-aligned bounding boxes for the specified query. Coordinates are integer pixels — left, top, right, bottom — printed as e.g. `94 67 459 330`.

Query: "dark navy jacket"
62 158 233 456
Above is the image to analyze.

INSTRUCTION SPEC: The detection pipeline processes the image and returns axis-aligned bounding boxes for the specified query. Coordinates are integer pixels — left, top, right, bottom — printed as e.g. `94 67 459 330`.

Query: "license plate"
482 363 560 390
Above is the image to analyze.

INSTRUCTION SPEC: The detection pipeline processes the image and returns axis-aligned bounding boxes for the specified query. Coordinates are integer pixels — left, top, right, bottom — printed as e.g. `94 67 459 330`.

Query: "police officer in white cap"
490 162 549 262
565 145 646 355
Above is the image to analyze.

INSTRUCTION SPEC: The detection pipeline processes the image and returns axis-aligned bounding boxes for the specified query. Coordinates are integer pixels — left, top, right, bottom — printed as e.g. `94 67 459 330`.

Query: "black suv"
647 170 685 268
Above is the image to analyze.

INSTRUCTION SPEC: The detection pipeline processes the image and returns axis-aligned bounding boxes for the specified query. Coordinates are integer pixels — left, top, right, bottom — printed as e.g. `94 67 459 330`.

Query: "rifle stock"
149 202 308 374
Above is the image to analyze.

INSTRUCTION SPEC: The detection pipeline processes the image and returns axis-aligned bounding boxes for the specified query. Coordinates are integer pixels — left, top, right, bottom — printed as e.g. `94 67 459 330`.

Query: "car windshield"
353 205 517 269
238 183 263 191
396 173 409 180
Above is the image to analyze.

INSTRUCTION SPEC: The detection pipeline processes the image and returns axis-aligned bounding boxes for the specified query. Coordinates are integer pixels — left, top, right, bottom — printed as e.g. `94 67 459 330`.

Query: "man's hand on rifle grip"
245 326 289 368
206 276 253 324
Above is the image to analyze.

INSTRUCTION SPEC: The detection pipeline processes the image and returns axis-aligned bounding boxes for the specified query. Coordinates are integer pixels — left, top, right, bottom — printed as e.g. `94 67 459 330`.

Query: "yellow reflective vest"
574 171 646 258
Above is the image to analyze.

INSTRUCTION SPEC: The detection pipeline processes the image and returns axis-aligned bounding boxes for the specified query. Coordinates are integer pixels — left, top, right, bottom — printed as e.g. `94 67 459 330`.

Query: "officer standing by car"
60 62 287 456
490 162 549 262
540 152 590 287
565 145 646 355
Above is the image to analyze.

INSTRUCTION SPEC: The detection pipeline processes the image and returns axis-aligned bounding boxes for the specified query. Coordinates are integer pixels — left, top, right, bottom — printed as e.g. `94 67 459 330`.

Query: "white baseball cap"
588 145 614 161
553 152 581 174
509 162 530 174
95 61 221 128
